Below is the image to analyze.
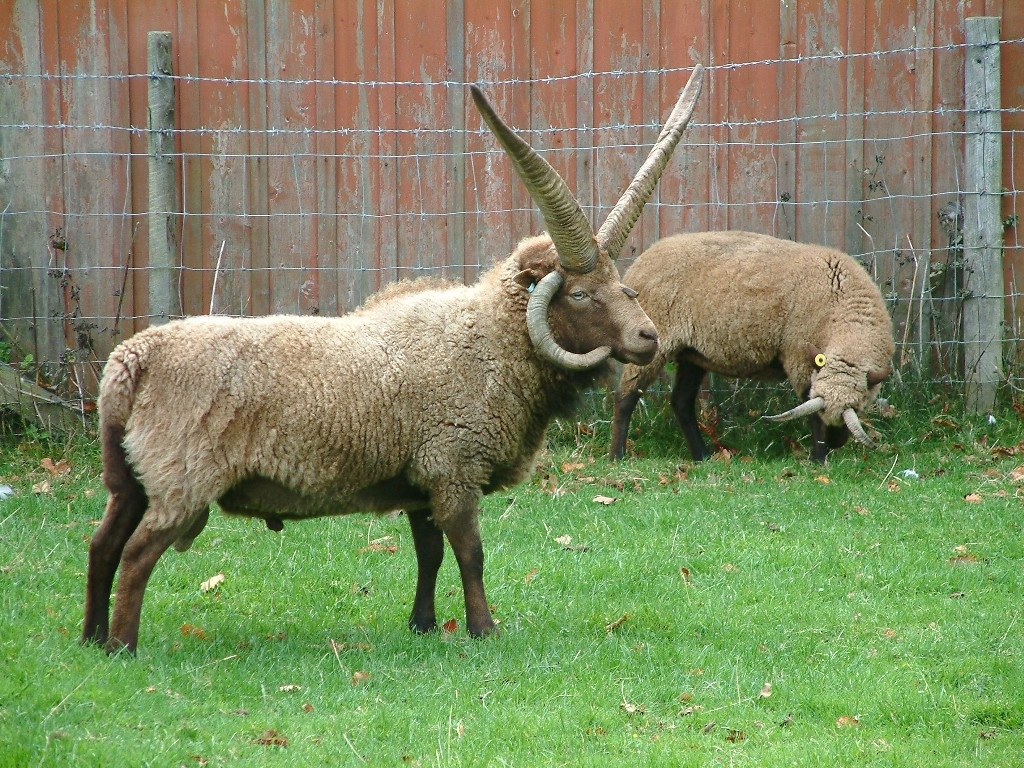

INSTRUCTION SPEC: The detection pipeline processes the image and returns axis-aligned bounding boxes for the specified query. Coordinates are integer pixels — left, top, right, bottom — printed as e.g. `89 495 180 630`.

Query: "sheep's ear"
513 242 560 292
866 367 891 387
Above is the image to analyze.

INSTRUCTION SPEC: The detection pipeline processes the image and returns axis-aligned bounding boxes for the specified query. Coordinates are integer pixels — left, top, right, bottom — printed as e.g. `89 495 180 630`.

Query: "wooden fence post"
147 31 180 325
963 17 1004 413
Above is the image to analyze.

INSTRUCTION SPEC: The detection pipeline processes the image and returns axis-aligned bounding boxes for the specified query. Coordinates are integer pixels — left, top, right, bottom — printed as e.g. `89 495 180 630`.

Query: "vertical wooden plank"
55 0 132 388
793 0 847 248
963 15 1003 411
188 0 256 317
333 0 379 310
720 0 780 234
375 0 398 291
0 0 64 373
445 0 467 283
575 0 594 236
529 1 578 241
656 0 711 239
242 0 270 316
776 0 798 241
463 2 526 275
907 0 936 372
313 0 339 316
592 0 645 259
640 0 661 250
393 0 450 281
263 0 319 314
843 0 866 256
167 0 202 317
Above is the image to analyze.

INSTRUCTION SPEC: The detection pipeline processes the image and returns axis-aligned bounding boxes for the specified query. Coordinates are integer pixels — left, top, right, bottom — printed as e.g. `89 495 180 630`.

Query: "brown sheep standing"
82 69 705 655
610 230 894 463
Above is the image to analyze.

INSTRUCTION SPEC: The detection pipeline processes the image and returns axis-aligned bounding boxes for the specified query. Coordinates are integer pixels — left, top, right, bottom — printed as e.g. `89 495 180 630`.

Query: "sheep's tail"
98 342 146 492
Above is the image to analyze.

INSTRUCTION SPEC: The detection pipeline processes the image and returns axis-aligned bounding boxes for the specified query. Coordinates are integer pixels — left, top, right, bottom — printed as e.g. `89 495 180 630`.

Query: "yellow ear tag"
814 353 827 368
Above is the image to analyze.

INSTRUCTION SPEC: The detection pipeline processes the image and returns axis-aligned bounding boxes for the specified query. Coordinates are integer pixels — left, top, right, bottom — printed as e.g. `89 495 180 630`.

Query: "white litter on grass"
0 485 13 500
987 414 997 425
900 469 920 480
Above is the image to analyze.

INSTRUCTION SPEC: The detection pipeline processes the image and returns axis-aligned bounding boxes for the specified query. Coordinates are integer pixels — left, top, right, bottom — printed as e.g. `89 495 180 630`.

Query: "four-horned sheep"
81 68 705 654
610 230 894 463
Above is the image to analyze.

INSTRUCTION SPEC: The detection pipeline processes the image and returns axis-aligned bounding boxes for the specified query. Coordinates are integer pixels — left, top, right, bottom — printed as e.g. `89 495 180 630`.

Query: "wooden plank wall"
0 0 1021 396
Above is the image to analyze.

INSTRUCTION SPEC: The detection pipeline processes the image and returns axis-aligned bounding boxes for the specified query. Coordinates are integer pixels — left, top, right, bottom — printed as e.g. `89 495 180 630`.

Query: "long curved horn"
764 396 825 422
526 272 611 370
843 408 875 448
596 65 704 258
470 85 599 273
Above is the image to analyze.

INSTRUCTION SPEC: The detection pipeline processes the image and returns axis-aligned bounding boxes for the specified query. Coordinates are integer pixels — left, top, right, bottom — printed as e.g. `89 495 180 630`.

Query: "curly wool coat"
612 230 895 461
103 240 598 543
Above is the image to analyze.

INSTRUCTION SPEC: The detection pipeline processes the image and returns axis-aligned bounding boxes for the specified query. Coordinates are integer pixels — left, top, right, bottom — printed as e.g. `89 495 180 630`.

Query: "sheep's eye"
570 290 587 301
814 353 827 369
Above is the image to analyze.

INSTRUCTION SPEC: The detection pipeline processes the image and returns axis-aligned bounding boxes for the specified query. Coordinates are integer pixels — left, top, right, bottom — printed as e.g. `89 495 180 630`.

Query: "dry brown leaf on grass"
253 729 287 747
1009 465 1024 482
836 715 861 728
359 536 398 554
441 618 458 633
963 493 983 503
524 567 539 584
561 462 585 473
725 729 746 743
180 623 207 640
41 457 72 476
351 671 371 685
758 682 773 699
592 495 617 505
31 479 51 495
604 613 631 633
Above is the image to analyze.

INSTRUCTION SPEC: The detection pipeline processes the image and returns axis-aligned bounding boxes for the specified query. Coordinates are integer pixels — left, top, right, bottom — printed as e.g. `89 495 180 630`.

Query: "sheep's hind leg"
671 360 710 461
83 425 147 646
432 487 496 638
83 489 147 646
105 511 182 655
406 508 444 633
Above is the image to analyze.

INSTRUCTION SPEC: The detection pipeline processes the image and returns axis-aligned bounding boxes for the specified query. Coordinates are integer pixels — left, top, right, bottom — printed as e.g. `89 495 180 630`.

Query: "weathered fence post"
963 17 1004 413
147 31 180 325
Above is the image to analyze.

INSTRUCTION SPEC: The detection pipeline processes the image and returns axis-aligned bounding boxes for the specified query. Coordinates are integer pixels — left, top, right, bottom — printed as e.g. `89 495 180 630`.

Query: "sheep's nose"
640 328 658 343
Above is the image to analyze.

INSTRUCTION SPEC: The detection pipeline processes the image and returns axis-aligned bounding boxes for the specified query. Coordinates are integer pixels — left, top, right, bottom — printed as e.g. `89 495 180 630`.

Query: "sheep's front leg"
406 508 444 633
611 362 661 461
432 487 496 638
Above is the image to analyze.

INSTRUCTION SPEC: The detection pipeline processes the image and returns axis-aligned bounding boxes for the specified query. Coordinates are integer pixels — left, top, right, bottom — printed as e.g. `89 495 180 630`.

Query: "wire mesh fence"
0 4 1021 423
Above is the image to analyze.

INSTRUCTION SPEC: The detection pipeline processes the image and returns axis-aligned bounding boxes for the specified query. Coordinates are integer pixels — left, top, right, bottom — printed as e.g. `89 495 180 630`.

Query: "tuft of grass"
1 393 1022 766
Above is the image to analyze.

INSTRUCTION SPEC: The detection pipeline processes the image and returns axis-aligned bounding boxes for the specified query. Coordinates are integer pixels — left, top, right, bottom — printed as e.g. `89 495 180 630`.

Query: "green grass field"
1 385 1022 766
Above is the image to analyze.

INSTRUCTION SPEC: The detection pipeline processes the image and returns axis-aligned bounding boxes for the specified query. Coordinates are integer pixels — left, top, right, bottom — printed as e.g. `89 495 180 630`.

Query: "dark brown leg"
809 413 829 463
610 362 662 461
83 424 147 646
670 359 710 461
432 486 495 638
105 516 179 655
610 388 641 460
406 508 444 634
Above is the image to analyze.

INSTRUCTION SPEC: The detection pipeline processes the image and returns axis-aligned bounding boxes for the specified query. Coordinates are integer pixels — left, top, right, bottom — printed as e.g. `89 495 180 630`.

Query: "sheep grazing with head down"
610 230 894 464
82 68 705 655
